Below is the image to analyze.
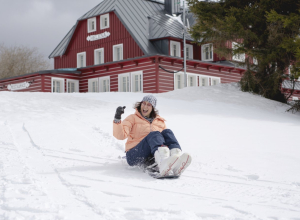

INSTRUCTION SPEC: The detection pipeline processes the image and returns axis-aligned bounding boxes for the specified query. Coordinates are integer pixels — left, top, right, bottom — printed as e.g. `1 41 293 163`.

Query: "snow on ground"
0 83 300 220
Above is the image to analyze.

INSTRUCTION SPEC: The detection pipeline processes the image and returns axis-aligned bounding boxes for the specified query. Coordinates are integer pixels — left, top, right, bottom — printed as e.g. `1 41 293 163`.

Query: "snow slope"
0 83 300 220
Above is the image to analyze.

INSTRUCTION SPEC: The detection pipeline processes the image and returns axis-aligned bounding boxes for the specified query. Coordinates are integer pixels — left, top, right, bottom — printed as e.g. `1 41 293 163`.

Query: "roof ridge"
78 0 116 20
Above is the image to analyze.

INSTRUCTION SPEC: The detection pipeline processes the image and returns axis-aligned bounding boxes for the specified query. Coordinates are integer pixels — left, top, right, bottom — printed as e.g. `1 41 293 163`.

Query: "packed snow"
0 83 300 220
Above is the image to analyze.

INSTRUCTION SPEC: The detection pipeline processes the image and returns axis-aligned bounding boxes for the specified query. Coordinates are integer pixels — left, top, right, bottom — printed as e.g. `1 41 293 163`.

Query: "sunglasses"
141 101 152 107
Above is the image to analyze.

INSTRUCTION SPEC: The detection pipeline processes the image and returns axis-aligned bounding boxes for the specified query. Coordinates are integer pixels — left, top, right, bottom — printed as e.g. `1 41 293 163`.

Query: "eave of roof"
76 54 246 72
0 69 81 82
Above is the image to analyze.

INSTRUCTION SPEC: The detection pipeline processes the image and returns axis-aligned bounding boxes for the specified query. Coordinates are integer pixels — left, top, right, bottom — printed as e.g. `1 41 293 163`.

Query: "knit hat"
141 95 157 108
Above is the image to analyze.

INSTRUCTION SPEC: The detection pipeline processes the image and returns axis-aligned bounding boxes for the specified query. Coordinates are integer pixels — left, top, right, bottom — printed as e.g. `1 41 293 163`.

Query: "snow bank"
0 83 299 220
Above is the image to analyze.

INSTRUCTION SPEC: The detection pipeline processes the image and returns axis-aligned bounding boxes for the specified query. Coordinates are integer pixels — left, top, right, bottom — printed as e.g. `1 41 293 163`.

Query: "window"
186 44 193 59
211 77 221 86
232 42 245 62
188 74 197 87
67 79 79 93
113 44 123 61
131 71 143 93
288 65 292 75
68 82 75 93
100 13 110 29
51 78 64 93
99 76 110 92
77 52 86 68
88 17 97 33
199 77 209 86
170 41 181 57
253 57 258 65
201 43 213 61
292 97 299 101
94 48 104 65
118 73 130 92
174 72 185 89
88 78 99 92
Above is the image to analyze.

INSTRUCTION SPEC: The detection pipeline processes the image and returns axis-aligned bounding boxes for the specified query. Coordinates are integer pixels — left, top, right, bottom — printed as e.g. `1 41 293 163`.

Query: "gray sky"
0 0 101 68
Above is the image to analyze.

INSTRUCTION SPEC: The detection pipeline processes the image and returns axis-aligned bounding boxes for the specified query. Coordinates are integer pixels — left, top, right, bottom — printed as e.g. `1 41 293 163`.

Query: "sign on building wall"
87 31 111 41
7 81 32 91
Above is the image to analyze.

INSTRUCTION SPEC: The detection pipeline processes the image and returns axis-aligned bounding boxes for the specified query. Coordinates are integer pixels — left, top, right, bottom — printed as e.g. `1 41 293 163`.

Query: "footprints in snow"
245 174 260 181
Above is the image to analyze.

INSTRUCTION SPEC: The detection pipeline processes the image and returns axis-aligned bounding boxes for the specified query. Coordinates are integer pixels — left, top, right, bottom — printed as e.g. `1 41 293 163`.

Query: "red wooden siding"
168 39 222 62
54 12 144 69
282 89 300 101
43 74 80 93
1 56 244 94
0 75 42 92
157 59 242 93
80 59 156 93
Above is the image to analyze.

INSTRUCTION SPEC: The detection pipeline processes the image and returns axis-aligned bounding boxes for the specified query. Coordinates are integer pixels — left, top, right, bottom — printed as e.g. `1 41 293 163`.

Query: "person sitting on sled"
113 95 192 176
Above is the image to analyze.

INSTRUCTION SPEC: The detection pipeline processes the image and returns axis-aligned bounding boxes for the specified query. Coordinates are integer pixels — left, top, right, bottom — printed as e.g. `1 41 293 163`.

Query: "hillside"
0 83 299 220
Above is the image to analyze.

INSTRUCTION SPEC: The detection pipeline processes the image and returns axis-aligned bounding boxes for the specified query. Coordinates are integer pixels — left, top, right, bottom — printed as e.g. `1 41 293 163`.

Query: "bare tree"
0 44 51 79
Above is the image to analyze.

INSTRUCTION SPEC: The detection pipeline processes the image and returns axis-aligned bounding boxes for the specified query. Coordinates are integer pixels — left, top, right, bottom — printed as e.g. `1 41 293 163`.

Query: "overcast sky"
0 0 189 69
0 0 102 68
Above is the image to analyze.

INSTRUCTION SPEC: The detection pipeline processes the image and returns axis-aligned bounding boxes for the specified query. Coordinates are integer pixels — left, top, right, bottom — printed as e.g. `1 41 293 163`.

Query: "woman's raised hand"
115 106 126 120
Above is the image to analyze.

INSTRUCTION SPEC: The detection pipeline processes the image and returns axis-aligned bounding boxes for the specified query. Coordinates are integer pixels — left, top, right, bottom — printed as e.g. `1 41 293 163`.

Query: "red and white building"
0 0 247 93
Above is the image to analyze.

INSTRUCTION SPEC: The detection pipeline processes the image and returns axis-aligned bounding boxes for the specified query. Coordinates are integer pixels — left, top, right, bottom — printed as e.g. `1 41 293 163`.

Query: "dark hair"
134 101 159 118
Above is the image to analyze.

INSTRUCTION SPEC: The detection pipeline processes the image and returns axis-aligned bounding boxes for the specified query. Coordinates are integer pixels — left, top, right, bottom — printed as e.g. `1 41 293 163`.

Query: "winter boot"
170 148 192 176
154 146 179 177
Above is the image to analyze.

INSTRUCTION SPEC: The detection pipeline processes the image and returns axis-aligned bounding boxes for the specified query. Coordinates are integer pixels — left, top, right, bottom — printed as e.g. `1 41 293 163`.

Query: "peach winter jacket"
113 109 166 152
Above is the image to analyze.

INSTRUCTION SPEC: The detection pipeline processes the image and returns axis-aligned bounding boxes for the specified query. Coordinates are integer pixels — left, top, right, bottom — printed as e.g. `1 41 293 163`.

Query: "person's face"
141 101 153 117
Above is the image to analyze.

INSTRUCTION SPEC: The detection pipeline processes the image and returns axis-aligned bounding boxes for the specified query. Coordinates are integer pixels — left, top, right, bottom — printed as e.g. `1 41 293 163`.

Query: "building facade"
0 0 246 93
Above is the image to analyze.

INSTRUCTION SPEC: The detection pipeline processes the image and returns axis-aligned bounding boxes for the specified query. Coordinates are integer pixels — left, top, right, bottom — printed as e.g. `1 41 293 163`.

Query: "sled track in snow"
3 122 111 219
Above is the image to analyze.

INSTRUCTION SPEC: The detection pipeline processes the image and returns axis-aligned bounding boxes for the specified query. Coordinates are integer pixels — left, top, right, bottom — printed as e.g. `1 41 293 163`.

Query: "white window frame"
201 43 213 61
118 73 131 92
187 73 198 87
113 44 123 61
288 65 292 75
94 48 104 65
88 17 97 33
174 72 185 90
211 77 221 86
131 71 143 93
253 57 258 65
99 76 110 92
170 41 181 57
100 13 110 29
199 76 209 87
77 52 86 68
66 79 79 93
51 77 65 93
88 78 99 93
186 44 193 60
232 42 245 62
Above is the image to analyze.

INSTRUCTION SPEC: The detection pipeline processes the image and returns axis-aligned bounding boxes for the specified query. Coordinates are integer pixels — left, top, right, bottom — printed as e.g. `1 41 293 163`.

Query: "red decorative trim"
162 157 179 177
155 56 159 93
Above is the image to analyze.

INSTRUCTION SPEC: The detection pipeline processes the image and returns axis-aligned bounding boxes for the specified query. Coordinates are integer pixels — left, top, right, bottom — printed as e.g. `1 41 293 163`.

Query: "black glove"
115 106 126 120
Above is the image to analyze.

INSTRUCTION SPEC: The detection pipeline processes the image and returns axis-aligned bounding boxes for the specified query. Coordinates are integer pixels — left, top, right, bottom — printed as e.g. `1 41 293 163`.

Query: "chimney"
165 0 181 15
